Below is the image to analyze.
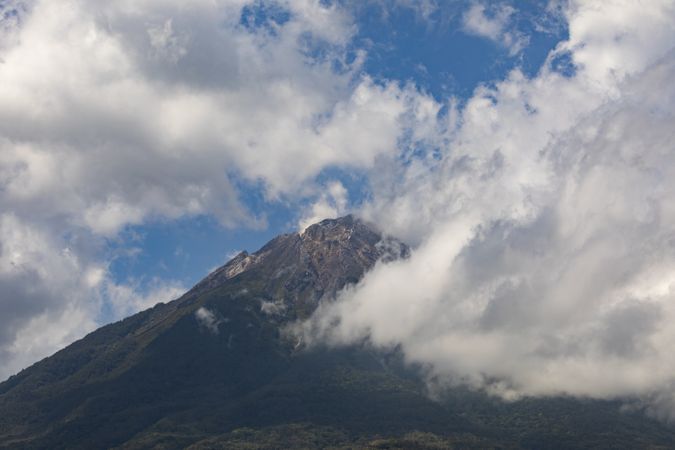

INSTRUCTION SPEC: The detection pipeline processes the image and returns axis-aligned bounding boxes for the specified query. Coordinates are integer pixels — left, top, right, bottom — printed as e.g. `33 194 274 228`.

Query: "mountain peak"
191 215 408 315
300 213 358 237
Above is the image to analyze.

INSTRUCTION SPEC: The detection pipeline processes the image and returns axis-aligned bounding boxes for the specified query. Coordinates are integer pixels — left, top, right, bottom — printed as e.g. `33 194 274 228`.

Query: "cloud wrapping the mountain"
195 307 222 335
301 0 675 420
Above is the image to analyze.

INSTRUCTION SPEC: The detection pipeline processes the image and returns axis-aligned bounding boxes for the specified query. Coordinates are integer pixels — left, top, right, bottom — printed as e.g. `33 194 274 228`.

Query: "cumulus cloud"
0 213 99 378
0 211 185 379
0 0 418 235
299 0 675 420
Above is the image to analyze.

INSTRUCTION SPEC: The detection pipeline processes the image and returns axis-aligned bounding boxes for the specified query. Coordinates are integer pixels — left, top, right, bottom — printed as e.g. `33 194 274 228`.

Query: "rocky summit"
1 216 675 449
190 214 409 318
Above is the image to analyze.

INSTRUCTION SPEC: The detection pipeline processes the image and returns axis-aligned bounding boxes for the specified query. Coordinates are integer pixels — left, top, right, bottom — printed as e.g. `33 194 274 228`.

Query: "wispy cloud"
462 3 528 56
299 181 349 231
194 307 223 335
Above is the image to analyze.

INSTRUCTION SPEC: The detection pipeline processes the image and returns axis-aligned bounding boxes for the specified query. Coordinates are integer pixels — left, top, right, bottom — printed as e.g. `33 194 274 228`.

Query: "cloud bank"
299 0 675 420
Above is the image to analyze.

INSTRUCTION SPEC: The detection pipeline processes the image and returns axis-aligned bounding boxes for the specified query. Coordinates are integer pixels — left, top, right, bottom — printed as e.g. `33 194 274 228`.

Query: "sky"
1 0 675 420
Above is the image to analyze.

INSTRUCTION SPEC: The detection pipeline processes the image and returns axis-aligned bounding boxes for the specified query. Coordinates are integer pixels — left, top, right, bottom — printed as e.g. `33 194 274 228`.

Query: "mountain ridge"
1 215 675 449
0 215 401 391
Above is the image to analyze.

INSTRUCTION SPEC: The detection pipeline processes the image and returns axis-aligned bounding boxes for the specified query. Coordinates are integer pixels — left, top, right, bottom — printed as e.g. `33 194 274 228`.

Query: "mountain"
1 215 675 449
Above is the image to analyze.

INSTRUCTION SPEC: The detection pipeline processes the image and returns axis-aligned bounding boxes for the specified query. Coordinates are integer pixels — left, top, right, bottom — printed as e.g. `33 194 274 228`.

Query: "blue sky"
2 0 675 414
106 0 570 297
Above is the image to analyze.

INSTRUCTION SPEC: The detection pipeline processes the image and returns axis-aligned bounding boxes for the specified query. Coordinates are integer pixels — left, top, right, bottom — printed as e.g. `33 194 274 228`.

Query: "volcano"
1 216 674 449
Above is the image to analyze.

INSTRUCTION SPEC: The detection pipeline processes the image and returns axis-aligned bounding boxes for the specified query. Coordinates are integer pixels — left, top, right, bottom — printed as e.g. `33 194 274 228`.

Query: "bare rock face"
294 215 407 302
193 250 261 292
193 215 408 319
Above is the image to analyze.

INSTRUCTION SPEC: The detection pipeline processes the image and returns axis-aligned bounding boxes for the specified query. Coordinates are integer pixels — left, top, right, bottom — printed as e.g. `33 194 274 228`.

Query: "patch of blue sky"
343 1 569 101
0 0 26 30
106 188 297 293
239 0 291 35
549 50 577 78
315 165 372 208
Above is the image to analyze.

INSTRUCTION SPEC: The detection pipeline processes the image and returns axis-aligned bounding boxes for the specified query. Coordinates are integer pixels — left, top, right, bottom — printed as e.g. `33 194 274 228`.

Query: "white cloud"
300 0 675 420
261 300 286 316
462 3 527 56
0 211 186 380
195 306 222 334
0 0 425 235
103 278 184 320
562 0 675 94
5 303 98 379
298 180 348 231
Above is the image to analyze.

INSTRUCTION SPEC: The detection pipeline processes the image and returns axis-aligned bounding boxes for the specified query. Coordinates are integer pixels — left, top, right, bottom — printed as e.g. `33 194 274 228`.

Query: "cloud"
298 180 349 231
0 213 100 378
195 307 223 334
0 0 438 237
147 18 189 63
300 0 675 420
0 211 187 380
462 2 527 56
261 300 286 316
103 278 185 320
